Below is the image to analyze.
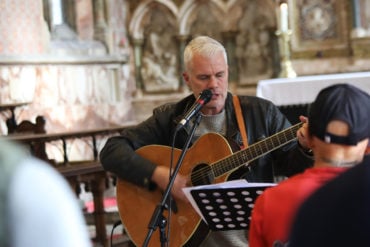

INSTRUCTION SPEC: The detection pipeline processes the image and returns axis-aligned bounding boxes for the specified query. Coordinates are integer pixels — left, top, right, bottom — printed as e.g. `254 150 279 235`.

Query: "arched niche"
178 0 226 39
129 0 180 93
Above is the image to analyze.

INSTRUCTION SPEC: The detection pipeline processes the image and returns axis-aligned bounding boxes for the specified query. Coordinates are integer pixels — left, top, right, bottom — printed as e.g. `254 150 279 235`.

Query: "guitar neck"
212 122 303 178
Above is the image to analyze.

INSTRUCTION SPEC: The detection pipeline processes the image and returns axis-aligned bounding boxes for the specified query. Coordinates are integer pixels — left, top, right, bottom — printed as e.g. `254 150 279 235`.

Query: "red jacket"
249 167 347 247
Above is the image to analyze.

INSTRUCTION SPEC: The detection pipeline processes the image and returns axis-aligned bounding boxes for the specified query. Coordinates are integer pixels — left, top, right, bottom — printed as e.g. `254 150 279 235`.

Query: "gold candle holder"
276 30 297 78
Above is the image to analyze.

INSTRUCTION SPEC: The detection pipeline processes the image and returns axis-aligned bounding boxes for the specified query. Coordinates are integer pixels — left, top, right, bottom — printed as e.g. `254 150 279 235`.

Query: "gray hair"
183 36 228 72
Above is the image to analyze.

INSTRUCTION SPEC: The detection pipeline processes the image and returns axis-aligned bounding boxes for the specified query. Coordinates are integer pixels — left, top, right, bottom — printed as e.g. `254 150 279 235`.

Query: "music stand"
189 183 274 231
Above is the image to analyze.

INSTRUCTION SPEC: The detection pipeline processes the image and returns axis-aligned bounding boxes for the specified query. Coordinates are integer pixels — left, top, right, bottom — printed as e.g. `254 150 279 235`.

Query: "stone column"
92 0 108 45
221 31 239 87
176 35 190 93
133 38 144 96
351 0 366 37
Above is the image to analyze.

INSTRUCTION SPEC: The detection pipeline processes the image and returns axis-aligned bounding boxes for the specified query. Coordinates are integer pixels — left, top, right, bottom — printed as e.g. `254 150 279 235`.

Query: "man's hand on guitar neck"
151 166 189 203
297 116 312 153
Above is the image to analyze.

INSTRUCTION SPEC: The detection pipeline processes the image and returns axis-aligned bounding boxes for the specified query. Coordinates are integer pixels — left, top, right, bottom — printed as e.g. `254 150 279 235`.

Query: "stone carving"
235 1 275 84
141 11 178 92
188 4 222 40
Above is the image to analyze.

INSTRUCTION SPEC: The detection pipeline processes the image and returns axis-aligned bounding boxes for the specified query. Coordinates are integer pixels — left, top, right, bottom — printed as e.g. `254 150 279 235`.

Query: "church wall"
1 0 370 161
0 0 132 161
0 0 132 136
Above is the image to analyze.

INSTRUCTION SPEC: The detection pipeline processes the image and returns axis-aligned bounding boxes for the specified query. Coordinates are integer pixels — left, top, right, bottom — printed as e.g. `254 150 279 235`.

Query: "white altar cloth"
257 72 370 106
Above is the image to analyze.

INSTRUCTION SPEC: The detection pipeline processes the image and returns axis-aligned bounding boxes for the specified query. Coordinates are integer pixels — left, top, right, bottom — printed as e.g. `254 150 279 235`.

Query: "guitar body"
116 123 302 246
116 133 234 247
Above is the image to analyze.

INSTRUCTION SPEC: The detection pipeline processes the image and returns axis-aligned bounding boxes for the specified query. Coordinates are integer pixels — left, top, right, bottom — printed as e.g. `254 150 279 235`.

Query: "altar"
257 72 370 106
256 72 370 123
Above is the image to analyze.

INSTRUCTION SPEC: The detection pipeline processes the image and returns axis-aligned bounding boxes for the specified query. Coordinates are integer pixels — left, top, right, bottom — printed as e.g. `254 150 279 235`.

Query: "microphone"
176 89 213 131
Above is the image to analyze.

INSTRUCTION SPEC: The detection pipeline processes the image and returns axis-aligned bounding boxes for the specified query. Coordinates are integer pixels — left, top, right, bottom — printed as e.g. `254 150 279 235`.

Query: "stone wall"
0 0 132 137
1 0 370 160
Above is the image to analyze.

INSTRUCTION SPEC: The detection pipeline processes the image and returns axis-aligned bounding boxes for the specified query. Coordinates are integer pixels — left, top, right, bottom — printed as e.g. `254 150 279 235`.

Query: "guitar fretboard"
212 122 303 177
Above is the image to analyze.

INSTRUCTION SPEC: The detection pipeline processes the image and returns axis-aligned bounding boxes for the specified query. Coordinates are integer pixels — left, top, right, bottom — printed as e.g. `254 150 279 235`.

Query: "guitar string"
188 123 302 185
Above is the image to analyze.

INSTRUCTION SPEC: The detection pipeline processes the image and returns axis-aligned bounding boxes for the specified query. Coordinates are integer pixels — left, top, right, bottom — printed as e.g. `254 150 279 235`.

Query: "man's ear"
307 134 315 149
182 72 189 84
182 72 191 90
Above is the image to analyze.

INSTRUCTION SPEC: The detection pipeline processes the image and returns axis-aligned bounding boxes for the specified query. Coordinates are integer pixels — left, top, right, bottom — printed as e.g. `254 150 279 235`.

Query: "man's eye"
198 76 209 80
216 73 224 78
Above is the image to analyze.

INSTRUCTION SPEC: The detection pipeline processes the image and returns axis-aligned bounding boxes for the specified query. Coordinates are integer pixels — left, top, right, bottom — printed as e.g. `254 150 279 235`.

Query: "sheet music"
182 179 276 223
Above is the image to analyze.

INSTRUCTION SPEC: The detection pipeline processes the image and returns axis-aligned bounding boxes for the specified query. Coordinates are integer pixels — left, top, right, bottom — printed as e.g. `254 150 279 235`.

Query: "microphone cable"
110 219 123 246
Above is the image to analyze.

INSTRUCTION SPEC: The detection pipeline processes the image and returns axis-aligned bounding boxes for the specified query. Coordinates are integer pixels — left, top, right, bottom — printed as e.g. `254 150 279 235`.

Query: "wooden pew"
58 161 107 245
0 102 30 134
5 125 134 162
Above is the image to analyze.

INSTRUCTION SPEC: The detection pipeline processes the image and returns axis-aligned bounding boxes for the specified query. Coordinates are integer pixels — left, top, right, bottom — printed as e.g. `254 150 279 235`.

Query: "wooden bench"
0 102 30 134
58 161 108 245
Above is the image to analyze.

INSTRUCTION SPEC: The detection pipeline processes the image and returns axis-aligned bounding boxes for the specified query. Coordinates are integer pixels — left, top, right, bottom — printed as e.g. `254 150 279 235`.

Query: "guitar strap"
232 95 249 150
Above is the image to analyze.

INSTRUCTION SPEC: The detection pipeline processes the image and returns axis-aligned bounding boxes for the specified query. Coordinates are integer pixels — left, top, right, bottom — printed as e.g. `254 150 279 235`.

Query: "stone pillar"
351 0 366 37
221 31 239 87
176 35 191 93
92 0 108 45
93 0 107 29
133 38 144 96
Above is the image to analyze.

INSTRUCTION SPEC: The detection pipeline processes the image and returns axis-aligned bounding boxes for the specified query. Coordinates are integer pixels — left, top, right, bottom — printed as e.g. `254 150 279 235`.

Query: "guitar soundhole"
190 163 214 186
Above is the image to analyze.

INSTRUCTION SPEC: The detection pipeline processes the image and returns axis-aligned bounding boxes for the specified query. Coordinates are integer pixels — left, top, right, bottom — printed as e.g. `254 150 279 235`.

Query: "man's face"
182 51 229 115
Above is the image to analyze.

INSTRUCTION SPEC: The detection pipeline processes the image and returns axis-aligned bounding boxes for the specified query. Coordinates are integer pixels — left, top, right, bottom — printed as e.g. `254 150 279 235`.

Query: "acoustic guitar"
116 122 302 247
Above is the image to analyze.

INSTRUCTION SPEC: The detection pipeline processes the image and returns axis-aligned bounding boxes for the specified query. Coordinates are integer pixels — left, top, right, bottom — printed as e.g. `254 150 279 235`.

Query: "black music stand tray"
189 183 274 231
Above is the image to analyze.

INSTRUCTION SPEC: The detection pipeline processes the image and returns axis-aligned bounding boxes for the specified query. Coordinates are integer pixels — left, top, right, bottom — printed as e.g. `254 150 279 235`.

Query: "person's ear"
182 72 190 86
307 132 314 149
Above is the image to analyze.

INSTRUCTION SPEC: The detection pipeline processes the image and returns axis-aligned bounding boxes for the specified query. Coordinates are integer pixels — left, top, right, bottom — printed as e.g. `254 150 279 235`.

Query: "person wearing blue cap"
249 83 370 247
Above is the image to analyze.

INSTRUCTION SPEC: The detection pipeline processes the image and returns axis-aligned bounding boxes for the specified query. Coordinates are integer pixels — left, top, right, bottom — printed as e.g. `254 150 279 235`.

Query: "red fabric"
85 197 117 213
249 167 347 247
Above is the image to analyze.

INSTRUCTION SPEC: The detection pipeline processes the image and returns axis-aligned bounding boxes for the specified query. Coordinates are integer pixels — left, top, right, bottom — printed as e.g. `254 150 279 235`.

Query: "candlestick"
276 30 297 78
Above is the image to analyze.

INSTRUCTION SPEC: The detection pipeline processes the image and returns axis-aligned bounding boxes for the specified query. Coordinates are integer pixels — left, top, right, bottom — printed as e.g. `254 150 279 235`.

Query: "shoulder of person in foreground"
7 155 92 247
288 155 370 247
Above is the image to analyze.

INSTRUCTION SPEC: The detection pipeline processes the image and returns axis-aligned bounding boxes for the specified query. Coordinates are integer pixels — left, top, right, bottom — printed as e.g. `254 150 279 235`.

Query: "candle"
280 3 288 32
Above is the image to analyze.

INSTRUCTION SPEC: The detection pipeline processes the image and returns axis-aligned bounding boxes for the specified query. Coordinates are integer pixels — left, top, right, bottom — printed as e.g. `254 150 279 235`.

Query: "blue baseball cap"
308 84 370 145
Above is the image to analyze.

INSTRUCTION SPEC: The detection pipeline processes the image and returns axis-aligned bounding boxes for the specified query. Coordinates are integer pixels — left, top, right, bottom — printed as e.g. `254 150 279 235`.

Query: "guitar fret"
212 123 302 178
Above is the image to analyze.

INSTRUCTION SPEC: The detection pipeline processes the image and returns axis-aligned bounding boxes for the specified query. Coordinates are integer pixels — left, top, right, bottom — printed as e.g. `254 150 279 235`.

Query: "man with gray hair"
100 35 314 246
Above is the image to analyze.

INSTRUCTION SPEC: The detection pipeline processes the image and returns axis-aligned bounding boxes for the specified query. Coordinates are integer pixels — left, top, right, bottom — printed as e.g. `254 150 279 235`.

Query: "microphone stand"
142 113 203 247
